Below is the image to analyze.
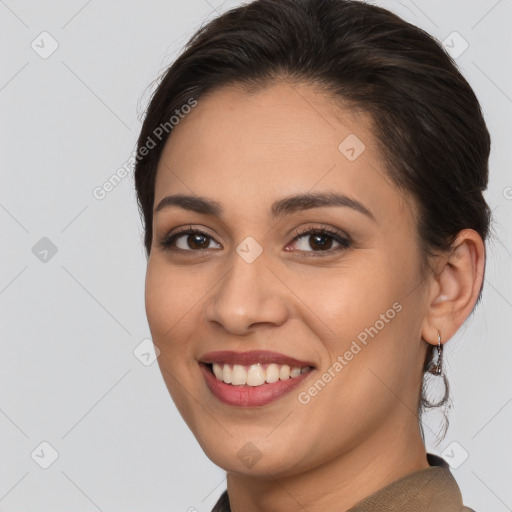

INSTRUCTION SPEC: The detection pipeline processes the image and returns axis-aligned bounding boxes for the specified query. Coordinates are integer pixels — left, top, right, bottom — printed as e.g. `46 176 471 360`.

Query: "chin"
194 432 311 478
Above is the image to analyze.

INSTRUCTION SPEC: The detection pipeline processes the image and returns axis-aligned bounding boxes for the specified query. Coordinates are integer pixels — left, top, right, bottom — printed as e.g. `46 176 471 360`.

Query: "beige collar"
211 453 476 512
347 453 475 511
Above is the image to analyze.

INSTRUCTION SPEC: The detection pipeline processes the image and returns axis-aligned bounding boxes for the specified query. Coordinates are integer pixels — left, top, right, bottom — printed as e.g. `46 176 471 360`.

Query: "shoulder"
428 453 477 512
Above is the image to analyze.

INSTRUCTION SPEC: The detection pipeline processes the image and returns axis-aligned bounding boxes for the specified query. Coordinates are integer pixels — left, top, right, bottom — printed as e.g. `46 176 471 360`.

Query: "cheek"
145 259 203 419
145 262 172 339
145 258 197 340
144 260 201 389
294 256 399 343
315 266 424 420
299 253 420 392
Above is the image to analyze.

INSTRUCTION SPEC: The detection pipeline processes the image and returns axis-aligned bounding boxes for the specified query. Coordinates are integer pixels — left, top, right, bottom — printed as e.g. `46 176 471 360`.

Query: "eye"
287 226 352 256
157 224 352 256
158 226 222 252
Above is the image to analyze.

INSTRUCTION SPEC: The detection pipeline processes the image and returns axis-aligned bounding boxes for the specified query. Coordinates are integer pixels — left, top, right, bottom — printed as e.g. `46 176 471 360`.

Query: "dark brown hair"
134 0 491 440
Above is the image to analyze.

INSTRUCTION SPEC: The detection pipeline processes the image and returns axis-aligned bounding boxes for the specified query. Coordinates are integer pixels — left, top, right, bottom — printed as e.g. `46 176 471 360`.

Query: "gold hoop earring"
428 331 443 376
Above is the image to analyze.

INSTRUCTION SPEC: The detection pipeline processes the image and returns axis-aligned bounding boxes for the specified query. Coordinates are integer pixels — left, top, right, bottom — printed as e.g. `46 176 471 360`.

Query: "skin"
144 81 485 512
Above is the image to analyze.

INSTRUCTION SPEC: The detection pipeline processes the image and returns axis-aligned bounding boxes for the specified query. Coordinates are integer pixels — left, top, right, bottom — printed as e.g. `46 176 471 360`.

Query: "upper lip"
199 350 316 368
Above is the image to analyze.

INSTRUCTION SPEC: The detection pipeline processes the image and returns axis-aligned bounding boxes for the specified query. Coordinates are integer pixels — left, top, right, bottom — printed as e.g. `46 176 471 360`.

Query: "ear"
421 229 486 346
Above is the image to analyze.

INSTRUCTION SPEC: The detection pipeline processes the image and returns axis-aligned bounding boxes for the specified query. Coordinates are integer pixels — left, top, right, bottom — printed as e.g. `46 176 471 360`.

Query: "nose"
204 251 289 336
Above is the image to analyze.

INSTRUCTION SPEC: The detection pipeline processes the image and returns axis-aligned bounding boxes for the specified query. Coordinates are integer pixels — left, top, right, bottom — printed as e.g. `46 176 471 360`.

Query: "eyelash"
157 225 352 257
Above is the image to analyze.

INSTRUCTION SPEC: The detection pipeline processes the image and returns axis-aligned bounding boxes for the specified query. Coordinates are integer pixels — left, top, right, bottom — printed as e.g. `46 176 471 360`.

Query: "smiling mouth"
203 362 314 387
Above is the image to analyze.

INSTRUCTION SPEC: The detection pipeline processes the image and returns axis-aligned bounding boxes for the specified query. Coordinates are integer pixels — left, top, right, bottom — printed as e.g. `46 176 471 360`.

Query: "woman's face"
145 81 431 476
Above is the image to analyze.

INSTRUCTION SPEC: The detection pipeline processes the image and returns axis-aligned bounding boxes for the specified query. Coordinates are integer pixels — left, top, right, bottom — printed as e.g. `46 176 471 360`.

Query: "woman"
134 0 490 510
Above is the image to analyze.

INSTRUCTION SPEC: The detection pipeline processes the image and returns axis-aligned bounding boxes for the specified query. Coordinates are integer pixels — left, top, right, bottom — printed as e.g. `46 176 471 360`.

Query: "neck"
226 416 429 512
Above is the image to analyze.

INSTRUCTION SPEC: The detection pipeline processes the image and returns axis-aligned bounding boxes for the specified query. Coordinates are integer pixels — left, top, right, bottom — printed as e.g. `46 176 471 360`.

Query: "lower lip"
199 363 313 407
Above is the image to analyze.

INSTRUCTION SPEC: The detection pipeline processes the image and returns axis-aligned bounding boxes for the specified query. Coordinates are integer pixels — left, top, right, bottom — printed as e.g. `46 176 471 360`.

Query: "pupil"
190 234 208 249
311 234 331 250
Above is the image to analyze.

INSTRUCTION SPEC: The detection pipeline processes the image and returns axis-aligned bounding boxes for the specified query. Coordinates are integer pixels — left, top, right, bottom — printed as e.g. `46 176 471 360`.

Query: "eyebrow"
154 191 376 222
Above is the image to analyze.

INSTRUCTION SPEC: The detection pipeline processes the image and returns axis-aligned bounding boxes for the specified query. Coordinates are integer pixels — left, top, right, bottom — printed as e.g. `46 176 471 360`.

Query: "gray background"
1 0 511 510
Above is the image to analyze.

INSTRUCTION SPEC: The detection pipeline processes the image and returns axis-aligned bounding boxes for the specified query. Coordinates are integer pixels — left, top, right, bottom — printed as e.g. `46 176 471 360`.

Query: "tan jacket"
211 453 476 511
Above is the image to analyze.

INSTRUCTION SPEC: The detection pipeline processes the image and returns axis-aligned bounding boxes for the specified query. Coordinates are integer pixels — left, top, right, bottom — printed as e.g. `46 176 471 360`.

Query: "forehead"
154 81 413 222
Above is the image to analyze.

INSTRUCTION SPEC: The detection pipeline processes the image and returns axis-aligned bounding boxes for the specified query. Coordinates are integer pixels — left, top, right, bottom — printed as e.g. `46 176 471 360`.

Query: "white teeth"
290 367 302 378
279 365 290 380
247 364 266 386
232 364 247 385
213 363 223 380
265 363 280 383
210 362 311 386
223 364 232 384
